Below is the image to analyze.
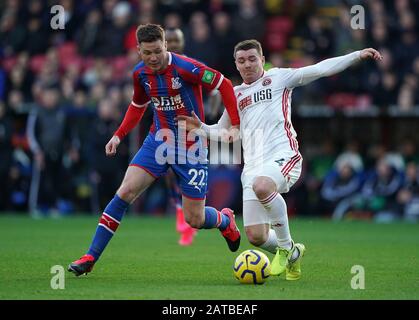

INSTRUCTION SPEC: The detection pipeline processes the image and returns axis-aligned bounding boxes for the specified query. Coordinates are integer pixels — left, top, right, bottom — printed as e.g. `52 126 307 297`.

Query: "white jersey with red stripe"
203 51 361 169
201 51 362 213
234 67 301 168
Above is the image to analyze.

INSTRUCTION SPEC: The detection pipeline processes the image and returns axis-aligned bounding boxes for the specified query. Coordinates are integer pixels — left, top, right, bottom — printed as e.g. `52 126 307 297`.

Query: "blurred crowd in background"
0 0 418 222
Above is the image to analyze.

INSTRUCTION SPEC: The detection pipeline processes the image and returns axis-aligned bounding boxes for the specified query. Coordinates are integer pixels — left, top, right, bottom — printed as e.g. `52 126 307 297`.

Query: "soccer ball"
233 249 271 284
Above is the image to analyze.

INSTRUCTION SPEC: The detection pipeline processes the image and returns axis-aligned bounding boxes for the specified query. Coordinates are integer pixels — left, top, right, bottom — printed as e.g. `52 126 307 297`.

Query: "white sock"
260 192 292 250
259 229 278 254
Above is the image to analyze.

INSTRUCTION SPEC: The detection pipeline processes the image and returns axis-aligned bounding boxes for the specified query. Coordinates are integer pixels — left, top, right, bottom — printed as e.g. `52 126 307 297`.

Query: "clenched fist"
360 48 383 61
105 136 121 157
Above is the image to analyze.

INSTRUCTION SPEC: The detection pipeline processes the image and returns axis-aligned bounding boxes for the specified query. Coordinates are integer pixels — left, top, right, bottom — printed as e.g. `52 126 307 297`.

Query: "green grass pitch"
0 214 418 300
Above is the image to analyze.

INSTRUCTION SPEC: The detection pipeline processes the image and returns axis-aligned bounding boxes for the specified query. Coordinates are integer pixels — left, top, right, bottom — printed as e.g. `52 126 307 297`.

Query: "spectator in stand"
399 138 419 165
301 15 334 60
396 162 419 222
376 71 399 108
369 48 399 108
102 0 118 23
95 1 132 57
212 11 237 77
7 88 32 212
413 57 419 81
366 0 386 25
0 101 13 211
297 139 336 215
89 99 127 211
59 0 82 41
335 140 364 173
370 21 390 50
397 84 416 111
27 86 71 215
0 66 5 99
86 81 106 109
361 157 404 217
65 88 95 212
403 74 418 106
24 0 46 21
0 10 26 57
77 9 103 56
60 76 77 105
305 139 337 214
163 12 183 30
184 12 217 67
393 14 419 78
321 159 363 212
6 64 34 102
265 52 284 70
336 21 366 56
25 17 49 56
334 3 353 56
136 0 161 25
32 57 60 98
332 155 404 221
232 0 265 42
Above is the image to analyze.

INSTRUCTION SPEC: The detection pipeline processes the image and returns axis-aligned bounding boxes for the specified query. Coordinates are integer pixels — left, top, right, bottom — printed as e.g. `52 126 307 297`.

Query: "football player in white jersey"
177 39 382 280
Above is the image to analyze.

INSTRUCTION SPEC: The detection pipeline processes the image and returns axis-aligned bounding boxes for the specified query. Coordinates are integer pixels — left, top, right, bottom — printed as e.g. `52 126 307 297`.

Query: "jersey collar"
168 52 172 66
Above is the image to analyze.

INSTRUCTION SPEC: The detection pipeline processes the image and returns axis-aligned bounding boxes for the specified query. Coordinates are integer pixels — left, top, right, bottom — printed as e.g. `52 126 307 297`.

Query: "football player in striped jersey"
68 24 242 276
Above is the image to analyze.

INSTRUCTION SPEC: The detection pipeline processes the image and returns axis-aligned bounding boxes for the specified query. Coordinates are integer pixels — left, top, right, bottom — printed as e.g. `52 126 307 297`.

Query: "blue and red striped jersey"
131 52 225 137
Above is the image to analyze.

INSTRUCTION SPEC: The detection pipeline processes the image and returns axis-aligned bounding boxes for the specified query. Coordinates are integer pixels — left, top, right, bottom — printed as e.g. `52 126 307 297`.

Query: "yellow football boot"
285 243 306 281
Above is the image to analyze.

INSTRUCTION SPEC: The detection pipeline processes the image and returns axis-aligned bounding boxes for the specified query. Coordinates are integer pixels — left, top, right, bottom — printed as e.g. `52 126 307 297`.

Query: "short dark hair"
136 24 165 44
233 39 263 58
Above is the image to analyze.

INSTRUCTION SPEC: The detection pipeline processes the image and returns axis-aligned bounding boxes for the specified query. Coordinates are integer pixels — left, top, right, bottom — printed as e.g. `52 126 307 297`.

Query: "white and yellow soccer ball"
233 249 271 284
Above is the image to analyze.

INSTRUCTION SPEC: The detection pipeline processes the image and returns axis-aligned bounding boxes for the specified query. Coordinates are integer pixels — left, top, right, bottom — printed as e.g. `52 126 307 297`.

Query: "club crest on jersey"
262 78 272 86
171 77 182 89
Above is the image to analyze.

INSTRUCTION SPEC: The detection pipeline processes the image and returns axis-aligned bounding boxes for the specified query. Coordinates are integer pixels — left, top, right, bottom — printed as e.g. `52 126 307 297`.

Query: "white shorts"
241 154 302 226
